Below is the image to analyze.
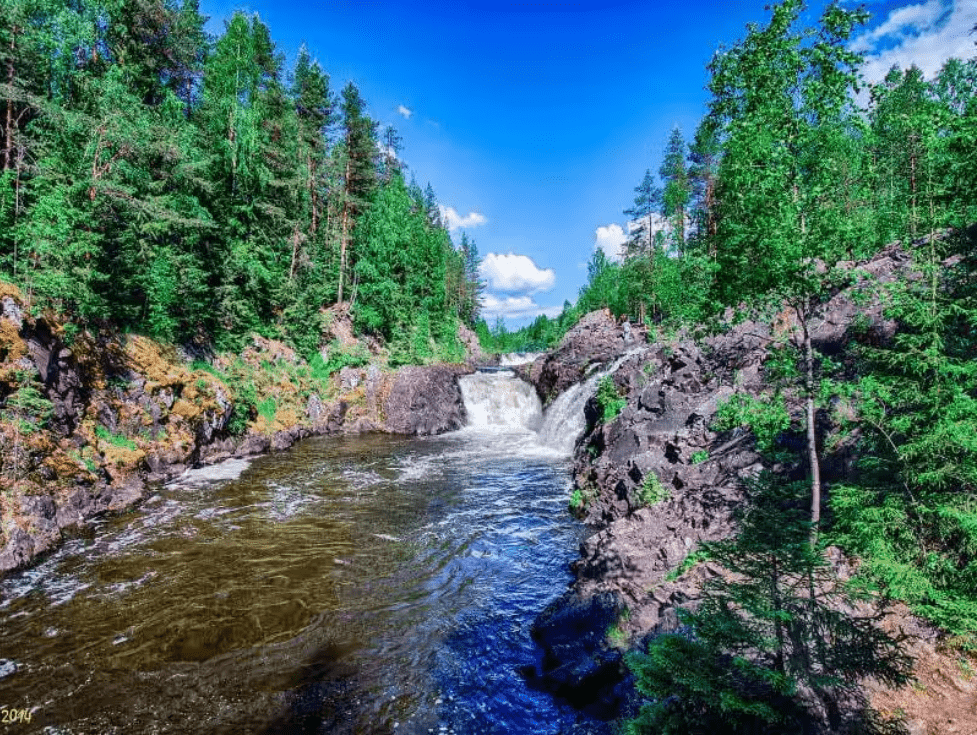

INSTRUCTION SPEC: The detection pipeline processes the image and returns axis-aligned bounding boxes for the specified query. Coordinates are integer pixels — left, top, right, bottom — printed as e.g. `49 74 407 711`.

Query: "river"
0 371 608 734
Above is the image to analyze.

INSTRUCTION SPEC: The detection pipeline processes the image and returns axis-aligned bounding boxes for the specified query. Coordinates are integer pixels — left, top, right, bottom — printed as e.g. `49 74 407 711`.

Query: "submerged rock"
525 591 634 720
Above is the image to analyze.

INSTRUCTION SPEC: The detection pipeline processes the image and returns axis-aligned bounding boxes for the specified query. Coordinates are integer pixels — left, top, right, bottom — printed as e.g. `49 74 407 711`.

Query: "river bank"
0 286 476 575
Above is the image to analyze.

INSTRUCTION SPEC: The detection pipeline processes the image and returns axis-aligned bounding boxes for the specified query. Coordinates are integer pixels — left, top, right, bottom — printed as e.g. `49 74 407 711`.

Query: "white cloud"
855 0 977 84
397 104 413 119
439 205 488 231
594 223 627 263
480 293 563 321
377 143 400 163
851 0 943 53
479 252 556 294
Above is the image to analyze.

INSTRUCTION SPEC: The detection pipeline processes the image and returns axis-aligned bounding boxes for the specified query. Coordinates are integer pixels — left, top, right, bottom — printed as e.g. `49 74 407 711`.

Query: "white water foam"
458 372 543 431
459 348 648 456
498 352 544 367
168 458 253 488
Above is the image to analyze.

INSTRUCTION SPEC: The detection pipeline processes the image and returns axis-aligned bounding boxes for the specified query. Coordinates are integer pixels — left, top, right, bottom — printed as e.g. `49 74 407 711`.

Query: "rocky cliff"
520 244 957 724
0 287 472 575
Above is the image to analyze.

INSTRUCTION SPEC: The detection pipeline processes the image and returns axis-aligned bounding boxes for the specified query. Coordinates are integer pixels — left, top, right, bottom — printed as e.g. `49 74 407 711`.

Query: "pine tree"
627 476 911 734
659 126 690 250
623 169 661 256
336 81 377 305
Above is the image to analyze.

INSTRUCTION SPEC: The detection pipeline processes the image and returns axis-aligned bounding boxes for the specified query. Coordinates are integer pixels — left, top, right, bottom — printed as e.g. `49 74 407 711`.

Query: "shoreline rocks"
0 297 473 575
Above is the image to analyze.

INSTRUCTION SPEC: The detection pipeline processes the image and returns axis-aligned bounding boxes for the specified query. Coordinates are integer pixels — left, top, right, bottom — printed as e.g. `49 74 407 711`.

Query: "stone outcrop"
520 309 644 404
383 364 470 436
523 243 928 719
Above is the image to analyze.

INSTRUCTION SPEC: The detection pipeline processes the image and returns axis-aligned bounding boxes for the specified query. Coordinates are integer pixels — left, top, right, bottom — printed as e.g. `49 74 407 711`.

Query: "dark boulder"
525 591 633 719
383 364 471 436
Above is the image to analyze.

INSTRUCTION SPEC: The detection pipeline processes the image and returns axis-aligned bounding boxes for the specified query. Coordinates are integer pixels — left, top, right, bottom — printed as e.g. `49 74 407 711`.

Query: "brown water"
0 400 602 734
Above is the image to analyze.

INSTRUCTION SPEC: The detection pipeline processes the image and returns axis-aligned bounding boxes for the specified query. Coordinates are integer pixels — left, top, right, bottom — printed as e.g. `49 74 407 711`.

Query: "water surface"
0 375 604 734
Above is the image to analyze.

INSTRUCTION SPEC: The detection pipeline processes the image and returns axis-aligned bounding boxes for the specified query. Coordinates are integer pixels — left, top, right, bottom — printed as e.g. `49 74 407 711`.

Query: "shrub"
713 392 791 456
596 375 626 423
637 473 669 507
95 425 136 450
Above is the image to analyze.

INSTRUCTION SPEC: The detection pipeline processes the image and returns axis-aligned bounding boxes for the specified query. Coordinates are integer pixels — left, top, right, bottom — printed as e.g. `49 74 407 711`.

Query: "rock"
338 366 362 392
306 393 325 424
457 322 489 364
382 365 471 436
525 310 640 403
1 295 23 328
526 591 631 718
531 243 936 725
234 434 271 457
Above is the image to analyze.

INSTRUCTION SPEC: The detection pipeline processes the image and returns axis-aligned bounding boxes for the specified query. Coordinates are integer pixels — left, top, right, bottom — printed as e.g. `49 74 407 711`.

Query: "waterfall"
498 352 543 367
535 349 647 453
535 374 602 453
459 349 646 454
458 371 543 431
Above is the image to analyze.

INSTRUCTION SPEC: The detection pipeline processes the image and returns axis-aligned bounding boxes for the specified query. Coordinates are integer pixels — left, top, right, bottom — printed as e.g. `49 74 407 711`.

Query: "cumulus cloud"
854 0 977 84
480 293 563 321
439 205 488 231
479 252 556 294
594 223 627 262
397 104 413 119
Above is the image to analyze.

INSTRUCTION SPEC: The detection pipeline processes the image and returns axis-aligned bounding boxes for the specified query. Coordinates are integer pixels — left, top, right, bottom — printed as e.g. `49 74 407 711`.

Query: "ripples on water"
0 398 607 733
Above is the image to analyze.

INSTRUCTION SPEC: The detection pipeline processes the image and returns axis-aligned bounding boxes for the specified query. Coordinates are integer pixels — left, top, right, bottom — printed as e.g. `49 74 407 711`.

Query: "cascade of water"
498 352 544 367
535 374 602 453
459 348 648 455
536 349 647 453
458 372 543 430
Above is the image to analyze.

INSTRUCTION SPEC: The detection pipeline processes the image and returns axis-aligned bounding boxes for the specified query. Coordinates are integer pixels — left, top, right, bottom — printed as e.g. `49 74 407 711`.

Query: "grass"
95 425 137 450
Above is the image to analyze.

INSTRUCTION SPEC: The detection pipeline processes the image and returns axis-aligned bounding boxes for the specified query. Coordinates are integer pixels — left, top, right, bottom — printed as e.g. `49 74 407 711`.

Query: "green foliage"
2 372 54 434
690 450 709 464
256 396 277 425
569 487 584 511
828 231 977 641
569 484 597 514
0 0 479 363
223 368 258 436
713 393 791 456
636 472 669 507
595 376 626 423
625 475 912 734
310 342 370 381
665 548 710 582
95 425 137 451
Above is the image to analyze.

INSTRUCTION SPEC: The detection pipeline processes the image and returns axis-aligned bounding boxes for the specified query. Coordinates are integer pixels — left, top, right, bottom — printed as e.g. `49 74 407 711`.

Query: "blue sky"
199 0 977 328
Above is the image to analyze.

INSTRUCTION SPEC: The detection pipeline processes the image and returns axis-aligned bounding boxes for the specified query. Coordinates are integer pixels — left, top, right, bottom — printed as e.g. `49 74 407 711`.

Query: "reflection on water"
0 422 602 733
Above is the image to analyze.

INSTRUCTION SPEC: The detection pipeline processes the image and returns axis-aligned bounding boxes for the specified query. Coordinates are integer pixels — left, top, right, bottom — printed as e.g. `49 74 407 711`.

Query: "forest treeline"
497 1 977 354
0 0 483 362
526 2 976 732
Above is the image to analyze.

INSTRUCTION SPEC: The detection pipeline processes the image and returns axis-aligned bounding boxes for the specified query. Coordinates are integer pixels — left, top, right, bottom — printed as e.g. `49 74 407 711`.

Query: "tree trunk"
3 27 15 172
289 227 300 281
307 152 318 237
771 556 786 674
795 301 822 543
